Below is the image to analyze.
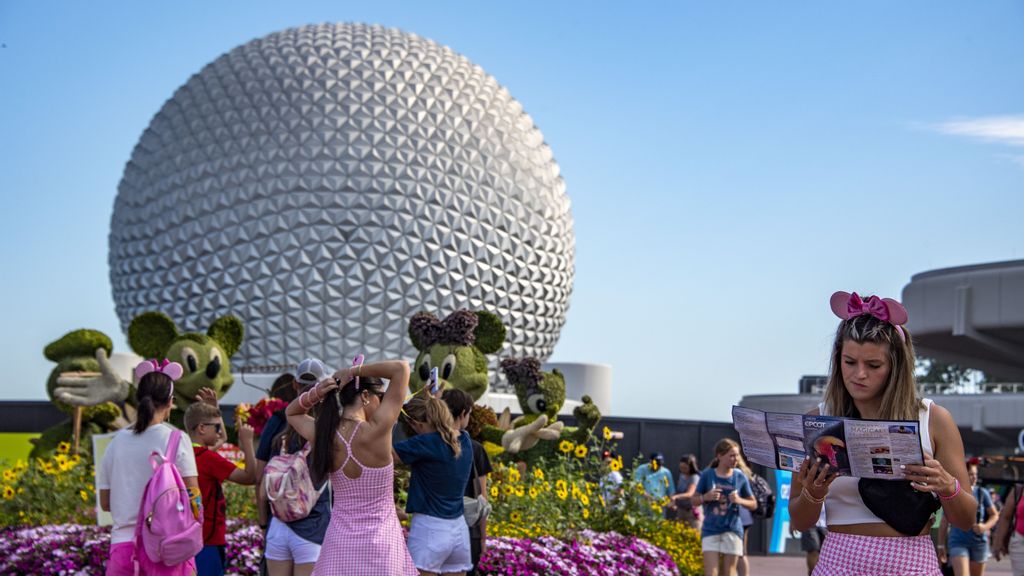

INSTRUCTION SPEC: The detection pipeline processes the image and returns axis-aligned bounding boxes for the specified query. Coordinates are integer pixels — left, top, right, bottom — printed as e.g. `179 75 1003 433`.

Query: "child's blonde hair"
401 395 462 458
184 402 221 434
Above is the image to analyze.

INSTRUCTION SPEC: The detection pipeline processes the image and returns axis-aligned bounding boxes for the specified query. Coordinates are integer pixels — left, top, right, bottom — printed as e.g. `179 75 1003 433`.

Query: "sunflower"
528 487 538 499
508 467 521 483
2 486 14 500
532 468 544 481
610 459 622 472
490 486 499 498
602 426 613 441
80 490 90 502
2 470 15 482
559 440 574 453
574 445 588 458
510 511 522 523
556 479 568 492
582 508 590 519
57 441 71 455
580 493 590 506
515 486 525 497
503 485 515 496
556 488 568 500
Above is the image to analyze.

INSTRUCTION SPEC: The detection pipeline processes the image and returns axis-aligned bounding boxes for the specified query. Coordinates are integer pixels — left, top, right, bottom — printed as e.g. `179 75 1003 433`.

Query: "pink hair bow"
830 291 908 340
134 358 185 382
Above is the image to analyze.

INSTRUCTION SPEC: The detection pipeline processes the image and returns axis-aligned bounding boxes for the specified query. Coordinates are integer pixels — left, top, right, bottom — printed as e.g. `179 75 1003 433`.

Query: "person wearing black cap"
633 452 674 515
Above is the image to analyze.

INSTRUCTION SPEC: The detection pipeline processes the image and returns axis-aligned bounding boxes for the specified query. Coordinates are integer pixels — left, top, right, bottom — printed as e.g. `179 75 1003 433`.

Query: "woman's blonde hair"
402 395 462 458
824 314 921 421
708 438 741 470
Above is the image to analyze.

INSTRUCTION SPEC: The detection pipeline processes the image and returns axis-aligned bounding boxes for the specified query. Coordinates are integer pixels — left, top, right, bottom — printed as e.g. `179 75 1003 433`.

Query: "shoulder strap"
469 454 480 497
165 429 182 462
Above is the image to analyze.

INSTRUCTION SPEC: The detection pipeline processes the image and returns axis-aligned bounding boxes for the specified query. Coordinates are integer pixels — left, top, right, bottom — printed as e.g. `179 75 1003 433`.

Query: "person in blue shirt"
938 461 999 576
633 452 674 514
695 438 757 576
393 391 473 576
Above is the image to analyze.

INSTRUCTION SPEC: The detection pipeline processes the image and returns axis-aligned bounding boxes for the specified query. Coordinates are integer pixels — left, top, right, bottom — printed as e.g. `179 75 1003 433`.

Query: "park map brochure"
731 405 925 480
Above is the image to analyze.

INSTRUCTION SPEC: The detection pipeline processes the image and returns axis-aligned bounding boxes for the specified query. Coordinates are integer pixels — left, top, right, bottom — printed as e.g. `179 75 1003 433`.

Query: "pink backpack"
133 429 204 568
263 442 327 522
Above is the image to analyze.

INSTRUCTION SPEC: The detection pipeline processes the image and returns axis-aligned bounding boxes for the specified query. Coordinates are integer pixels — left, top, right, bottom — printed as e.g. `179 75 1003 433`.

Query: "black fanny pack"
858 478 941 536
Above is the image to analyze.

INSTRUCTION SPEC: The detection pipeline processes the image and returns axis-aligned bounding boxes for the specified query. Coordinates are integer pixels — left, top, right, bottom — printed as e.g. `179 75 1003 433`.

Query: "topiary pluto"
407 310 506 400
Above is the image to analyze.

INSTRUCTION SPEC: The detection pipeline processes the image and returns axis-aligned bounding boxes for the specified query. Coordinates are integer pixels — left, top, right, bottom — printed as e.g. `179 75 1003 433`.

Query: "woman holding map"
788 291 977 575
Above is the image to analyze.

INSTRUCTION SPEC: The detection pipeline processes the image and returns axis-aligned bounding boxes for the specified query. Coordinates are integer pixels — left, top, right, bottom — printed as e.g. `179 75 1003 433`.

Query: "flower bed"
0 519 263 575
479 530 679 576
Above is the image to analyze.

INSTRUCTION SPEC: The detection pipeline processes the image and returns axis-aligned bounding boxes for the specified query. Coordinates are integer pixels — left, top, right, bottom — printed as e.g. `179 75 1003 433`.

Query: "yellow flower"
14 460 27 471
532 468 544 481
503 485 515 496
635 483 645 493
490 486 499 498
559 440 574 454
574 445 588 458
2 486 14 500
510 511 522 523
556 488 568 500
610 459 622 472
580 493 590 506
583 508 590 519
556 479 568 492
57 441 71 455
2 470 15 482
599 495 606 507
80 490 90 502
70 455 81 466
508 468 521 483
515 486 525 497
529 487 538 499
602 426 613 441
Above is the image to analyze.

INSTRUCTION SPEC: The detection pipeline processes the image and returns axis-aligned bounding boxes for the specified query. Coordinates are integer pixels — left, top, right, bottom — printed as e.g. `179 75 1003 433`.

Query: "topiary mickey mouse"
51 311 243 434
407 309 506 400
497 357 602 466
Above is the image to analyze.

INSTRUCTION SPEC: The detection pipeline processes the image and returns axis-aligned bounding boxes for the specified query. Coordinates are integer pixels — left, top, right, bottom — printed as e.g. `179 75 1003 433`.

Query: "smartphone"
428 367 439 394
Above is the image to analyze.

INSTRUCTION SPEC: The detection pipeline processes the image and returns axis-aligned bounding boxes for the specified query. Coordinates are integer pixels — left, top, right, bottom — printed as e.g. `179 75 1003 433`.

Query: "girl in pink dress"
286 358 417 576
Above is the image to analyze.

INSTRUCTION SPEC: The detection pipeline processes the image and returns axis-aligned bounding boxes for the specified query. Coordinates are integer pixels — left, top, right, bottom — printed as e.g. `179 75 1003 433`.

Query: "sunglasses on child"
199 422 223 433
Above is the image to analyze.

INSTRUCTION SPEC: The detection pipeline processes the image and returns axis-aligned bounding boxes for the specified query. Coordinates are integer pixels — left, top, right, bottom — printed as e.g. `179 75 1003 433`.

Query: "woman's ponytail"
424 396 461 458
133 372 173 435
311 387 342 485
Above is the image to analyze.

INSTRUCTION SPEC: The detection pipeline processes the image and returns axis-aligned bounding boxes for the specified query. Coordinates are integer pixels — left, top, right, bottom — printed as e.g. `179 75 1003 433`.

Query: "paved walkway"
747 554 1015 575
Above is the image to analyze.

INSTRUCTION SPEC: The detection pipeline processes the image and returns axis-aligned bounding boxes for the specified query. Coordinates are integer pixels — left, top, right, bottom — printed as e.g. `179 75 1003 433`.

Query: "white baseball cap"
294 358 328 386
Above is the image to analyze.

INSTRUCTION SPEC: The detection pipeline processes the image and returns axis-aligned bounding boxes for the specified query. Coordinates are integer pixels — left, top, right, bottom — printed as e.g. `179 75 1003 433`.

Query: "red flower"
246 398 289 436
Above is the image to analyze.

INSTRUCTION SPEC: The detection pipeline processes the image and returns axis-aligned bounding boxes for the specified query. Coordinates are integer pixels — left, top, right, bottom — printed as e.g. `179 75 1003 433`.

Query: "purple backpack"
133 429 203 568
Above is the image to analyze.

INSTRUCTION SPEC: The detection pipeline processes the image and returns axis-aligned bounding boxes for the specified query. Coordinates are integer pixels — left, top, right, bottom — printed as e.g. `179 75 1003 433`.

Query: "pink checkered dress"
813 532 942 575
312 422 417 576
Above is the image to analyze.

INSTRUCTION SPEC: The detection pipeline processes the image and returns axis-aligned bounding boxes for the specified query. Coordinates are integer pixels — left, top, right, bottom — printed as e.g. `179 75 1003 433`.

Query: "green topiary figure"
496 357 602 466
50 312 244 436
32 330 126 457
407 309 506 400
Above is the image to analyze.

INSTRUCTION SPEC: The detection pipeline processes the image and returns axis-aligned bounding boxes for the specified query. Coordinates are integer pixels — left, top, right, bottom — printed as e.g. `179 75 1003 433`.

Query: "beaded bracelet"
801 487 826 504
298 388 321 411
938 477 961 501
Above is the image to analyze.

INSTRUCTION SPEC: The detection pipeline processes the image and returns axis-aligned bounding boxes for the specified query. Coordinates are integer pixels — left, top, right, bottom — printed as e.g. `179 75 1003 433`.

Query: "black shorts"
800 526 827 552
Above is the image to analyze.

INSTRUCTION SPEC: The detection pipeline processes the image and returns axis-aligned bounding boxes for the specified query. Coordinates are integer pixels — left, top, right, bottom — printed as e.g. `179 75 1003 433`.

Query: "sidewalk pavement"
748 554 1015 575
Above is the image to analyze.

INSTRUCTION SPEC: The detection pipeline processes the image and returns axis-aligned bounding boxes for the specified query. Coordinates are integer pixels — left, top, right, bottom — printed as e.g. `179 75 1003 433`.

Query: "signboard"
769 470 792 554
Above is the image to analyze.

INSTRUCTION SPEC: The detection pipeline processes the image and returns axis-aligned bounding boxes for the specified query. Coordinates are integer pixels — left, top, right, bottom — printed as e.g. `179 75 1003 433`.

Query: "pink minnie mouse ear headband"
830 291 909 341
135 359 184 401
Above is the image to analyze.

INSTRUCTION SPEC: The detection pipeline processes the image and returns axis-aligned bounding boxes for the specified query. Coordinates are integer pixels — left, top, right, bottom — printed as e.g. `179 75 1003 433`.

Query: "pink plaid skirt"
812 532 942 576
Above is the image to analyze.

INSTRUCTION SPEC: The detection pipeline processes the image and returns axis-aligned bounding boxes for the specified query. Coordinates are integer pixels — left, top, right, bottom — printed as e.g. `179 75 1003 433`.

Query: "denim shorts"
948 540 989 563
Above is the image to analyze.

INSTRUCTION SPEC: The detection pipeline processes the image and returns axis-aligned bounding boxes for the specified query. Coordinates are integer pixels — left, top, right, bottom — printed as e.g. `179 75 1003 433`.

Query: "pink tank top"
1016 487 1024 536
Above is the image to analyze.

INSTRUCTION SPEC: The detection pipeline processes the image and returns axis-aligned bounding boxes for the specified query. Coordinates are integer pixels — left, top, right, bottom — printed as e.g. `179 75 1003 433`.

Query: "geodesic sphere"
109 23 574 384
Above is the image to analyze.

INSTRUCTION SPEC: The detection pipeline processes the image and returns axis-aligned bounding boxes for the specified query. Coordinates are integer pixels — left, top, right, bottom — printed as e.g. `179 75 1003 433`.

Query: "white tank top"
818 399 934 526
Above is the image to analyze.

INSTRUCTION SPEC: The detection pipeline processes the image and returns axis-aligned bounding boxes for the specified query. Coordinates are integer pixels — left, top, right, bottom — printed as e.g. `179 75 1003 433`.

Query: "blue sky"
1 2 1022 421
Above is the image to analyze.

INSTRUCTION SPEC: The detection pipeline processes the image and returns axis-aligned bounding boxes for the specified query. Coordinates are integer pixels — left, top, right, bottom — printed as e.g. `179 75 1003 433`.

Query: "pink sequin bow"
829 291 909 340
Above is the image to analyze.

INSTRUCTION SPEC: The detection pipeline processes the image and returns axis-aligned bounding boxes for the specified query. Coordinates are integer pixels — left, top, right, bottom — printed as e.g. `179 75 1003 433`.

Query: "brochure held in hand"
731 405 925 480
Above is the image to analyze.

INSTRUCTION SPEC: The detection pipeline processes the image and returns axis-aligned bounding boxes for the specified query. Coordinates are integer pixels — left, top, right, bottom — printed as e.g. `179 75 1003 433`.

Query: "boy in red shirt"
184 401 257 576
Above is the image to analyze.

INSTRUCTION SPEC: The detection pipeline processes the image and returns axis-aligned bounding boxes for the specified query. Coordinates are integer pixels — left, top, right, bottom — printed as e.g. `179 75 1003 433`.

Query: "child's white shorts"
265 518 322 565
407 513 472 573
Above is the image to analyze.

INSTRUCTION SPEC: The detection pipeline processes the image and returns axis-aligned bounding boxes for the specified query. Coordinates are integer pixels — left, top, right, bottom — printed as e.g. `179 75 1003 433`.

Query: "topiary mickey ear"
409 311 440 351
473 311 506 354
208 315 244 357
128 312 179 359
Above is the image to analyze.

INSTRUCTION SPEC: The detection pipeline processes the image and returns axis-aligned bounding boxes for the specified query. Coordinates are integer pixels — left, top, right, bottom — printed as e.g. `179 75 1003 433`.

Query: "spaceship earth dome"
109 23 574 385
